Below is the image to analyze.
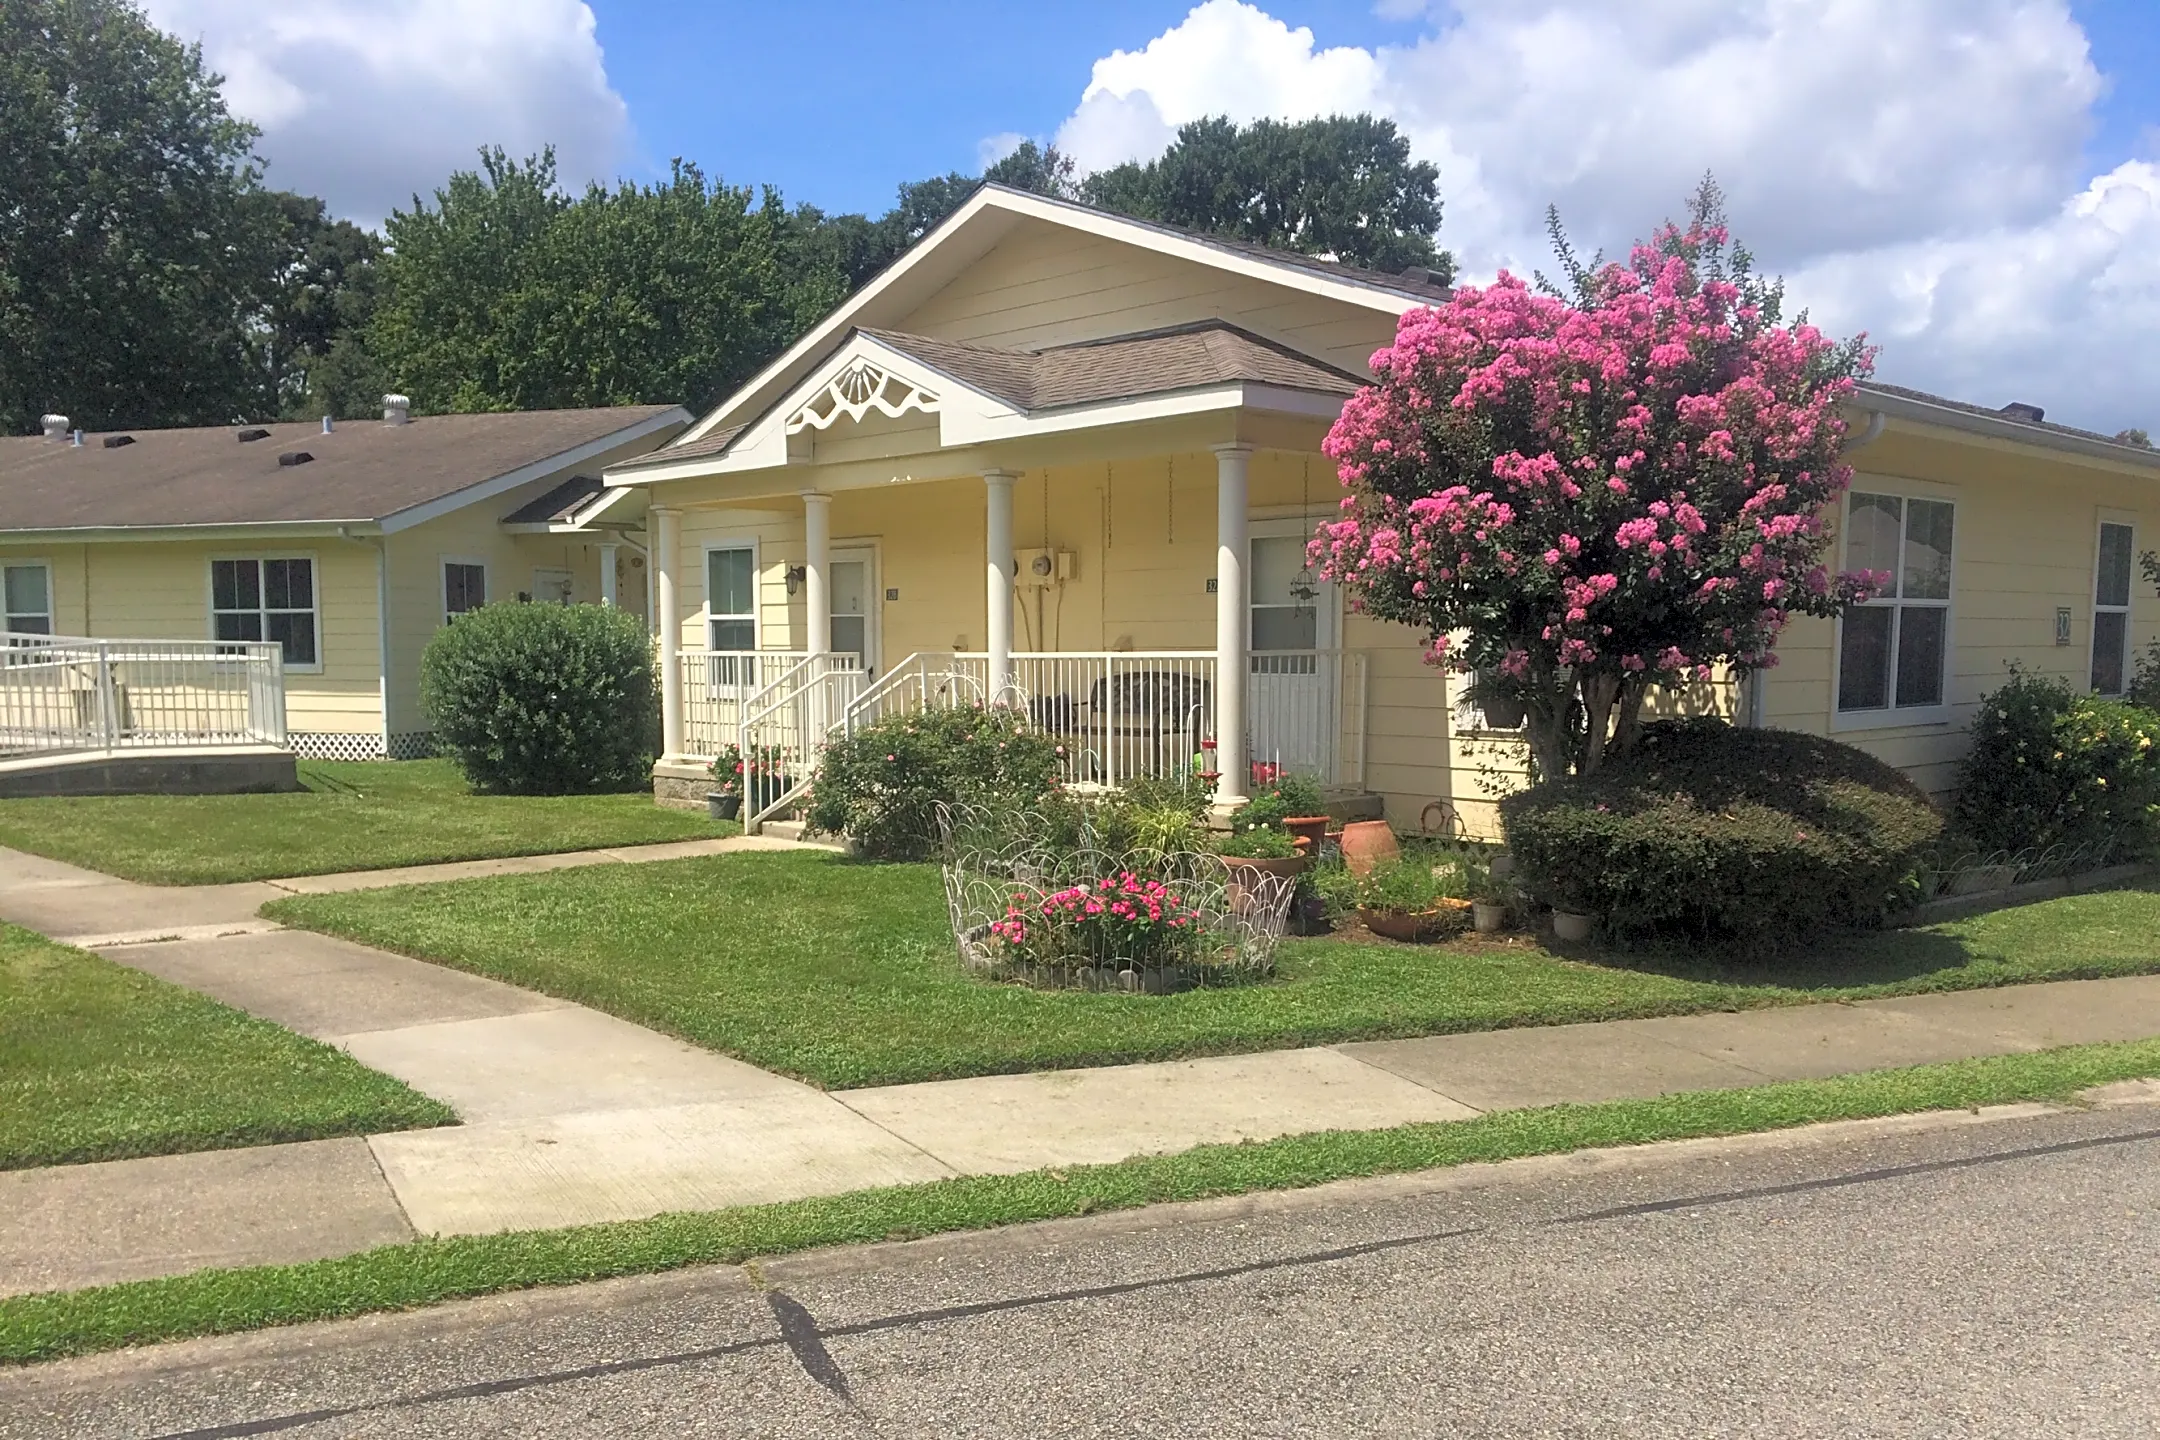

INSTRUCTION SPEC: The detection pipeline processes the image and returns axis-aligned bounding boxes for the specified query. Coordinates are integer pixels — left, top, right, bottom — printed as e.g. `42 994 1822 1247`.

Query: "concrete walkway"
5 841 2160 1300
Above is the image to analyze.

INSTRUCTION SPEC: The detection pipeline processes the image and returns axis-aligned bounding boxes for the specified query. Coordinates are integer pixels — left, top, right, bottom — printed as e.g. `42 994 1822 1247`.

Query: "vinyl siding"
1762 428 2160 801
895 219 1400 378
0 537 384 736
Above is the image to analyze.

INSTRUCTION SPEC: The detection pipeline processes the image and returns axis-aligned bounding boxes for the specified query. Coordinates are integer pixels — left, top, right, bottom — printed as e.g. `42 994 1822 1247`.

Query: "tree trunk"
1578 673 1621 775
1610 678 1650 759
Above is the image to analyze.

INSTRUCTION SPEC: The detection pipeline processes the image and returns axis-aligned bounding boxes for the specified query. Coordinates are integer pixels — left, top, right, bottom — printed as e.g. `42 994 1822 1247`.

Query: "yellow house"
604 185 2160 831
0 401 687 759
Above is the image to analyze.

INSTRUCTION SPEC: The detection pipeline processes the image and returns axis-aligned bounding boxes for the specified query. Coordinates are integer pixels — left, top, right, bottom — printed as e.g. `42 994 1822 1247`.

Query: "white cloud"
1049 0 2158 434
142 0 629 228
977 132 1028 170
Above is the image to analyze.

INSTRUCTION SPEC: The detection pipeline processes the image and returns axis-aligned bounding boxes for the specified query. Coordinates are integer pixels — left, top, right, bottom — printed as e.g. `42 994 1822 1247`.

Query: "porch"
656 643 1373 828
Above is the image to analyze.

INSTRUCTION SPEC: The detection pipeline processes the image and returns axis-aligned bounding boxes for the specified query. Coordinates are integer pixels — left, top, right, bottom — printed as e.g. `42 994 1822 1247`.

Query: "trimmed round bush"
1498 719 1943 942
806 705 1063 860
420 602 658 794
1954 669 2160 856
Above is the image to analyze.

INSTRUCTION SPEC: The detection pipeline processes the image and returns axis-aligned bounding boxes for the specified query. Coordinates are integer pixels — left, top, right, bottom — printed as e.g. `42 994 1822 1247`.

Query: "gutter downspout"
341 527 392 757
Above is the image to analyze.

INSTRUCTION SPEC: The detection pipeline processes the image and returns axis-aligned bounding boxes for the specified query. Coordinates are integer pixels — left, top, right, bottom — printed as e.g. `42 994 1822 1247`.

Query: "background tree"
366 151 829 414
244 191 385 419
1083 115 1450 278
2115 428 2152 448
1316 185 1876 779
0 0 273 432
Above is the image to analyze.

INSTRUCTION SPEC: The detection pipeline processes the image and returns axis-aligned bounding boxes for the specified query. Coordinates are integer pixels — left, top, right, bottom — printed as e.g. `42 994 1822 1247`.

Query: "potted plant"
1355 856 1471 942
1215 822 1308 879
707 744 744 821
1468 862 1511 934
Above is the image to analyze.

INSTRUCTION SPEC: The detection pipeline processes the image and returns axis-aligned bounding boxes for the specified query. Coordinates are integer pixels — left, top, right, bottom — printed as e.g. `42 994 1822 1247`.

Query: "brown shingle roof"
1858 381 2158 458
865 321 1364 411
612 323 1361 473
499 473 608 525
0 406 683 531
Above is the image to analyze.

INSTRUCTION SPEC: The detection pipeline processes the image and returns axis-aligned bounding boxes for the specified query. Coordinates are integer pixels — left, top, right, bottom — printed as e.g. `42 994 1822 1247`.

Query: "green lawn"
265 850 2160 1089
0 759 732 885
8 1036 2159 1364
0 926 455 1170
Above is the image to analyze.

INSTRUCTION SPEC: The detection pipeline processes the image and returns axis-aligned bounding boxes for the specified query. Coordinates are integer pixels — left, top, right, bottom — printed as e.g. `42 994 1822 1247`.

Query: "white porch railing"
842 650 1368 791
0 635 287 755
736 653 865 831
679 650 861 759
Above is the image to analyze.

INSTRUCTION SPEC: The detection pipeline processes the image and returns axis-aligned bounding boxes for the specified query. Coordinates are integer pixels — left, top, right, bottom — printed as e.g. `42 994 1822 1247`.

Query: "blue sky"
143 0 2160 428
587 0 2159 217
585 2 1416 213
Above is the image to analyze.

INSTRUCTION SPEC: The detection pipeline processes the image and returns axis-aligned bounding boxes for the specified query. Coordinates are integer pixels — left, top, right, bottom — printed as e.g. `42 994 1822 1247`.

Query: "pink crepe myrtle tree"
1315 184 1886 781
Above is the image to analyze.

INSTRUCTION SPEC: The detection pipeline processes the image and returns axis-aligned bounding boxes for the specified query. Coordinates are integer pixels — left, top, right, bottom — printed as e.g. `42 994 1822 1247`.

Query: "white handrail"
0 635 287 755
736 652 864 833
832 649 1368 790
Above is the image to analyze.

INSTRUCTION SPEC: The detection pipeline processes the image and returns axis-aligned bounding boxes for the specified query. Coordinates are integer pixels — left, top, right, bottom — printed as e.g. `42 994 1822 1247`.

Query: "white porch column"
1212 444 1253 813
653 506 684 760
802 493 832 656
984 470 1017 704
599 542 619 607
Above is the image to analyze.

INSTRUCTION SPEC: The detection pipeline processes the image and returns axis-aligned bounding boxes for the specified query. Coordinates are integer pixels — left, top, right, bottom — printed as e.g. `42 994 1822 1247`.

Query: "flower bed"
938 802 1293 992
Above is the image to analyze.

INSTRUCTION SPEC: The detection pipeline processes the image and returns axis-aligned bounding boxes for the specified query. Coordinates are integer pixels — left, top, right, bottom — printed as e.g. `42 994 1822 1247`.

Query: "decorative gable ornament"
786 360 939 434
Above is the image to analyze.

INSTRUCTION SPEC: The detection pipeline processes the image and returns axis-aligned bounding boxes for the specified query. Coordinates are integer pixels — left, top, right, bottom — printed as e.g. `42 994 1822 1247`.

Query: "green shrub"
419 602 658 794
1954 670 2160 856
807 705 1063 860
1216 824 1297 859
1498 719 1943 943
1231 771 1325 831
1121 771 1213 818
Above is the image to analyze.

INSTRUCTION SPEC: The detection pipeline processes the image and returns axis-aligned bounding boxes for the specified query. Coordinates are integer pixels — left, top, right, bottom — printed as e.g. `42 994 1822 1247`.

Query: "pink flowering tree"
1316 192 1884 780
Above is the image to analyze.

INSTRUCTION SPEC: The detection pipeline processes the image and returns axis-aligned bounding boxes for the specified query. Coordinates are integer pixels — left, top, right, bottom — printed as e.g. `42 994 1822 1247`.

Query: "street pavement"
7 1098 2157 1438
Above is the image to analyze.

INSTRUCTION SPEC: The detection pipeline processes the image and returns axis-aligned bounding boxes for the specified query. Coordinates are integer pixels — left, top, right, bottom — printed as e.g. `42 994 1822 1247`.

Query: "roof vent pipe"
381 394 410 425
322 415 334 434
70 429 83 448
39 414 68 441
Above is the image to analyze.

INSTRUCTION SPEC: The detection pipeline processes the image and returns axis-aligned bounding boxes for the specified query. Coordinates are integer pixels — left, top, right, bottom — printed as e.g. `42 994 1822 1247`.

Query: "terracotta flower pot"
1221 853 1309 880
1339 820 1400 876
1359 897 1470 942
1283 816 1330 852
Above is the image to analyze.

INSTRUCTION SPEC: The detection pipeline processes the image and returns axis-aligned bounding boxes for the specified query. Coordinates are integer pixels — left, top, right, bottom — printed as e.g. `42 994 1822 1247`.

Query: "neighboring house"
0 401 688 759
598 183 2159 831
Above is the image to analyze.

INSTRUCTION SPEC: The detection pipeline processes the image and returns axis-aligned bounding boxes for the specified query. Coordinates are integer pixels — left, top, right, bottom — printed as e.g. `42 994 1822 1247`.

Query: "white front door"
1248 532 1337 783
829 548 878 676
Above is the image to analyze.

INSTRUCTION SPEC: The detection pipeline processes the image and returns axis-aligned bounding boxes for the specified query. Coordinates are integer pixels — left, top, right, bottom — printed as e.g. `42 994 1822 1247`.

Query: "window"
212 558 317 667
830 556 870 666
1250 535 1321 652
2092 521 2134 695
706 546 756 652
3 564 52 635
1838 492 1954 716
443 562 486 621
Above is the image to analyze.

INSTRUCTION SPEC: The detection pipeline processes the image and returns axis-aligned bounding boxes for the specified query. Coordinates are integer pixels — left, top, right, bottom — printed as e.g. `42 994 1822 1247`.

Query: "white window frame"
207 553 322 674
2 560 54 637
701 537 762 654
1833 487 1956 731
440 557 489 623
1248 519 1341 653
2092 514 2136 696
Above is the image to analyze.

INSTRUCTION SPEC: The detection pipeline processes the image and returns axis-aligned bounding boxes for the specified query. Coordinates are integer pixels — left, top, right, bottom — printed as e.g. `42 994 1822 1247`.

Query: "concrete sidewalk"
6 841 2160 1301
0 835 810 947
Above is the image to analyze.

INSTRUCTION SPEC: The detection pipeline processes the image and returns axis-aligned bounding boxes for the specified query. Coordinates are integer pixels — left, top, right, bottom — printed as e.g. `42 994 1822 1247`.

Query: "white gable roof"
663 186 1440 459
